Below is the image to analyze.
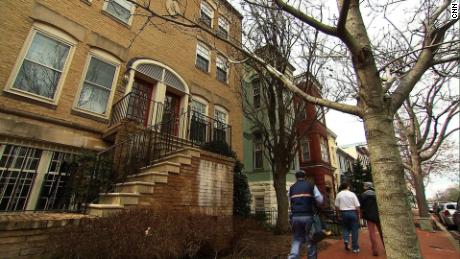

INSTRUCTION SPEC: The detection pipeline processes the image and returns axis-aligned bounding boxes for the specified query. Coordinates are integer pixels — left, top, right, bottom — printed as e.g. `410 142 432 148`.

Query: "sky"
229 0 459 199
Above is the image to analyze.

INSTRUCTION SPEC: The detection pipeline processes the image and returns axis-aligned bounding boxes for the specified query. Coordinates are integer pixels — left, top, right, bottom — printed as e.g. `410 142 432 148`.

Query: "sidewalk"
317 228 460 258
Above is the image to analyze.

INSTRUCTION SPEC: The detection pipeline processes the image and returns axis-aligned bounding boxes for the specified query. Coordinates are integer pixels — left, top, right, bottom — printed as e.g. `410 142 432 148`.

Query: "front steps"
87 148 197 217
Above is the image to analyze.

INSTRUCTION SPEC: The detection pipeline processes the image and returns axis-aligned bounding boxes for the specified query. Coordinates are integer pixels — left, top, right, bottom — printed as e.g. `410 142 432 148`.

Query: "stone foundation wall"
0 213 89 259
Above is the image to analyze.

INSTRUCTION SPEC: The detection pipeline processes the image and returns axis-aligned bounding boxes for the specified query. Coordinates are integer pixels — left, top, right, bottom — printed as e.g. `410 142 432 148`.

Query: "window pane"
197 43 210 58
14 60 60 99
216 68 227 82
25 32 70 70
106 0 132 23
77 82 110 114
191 100 206 114
85 57 116 89
196 55 209 72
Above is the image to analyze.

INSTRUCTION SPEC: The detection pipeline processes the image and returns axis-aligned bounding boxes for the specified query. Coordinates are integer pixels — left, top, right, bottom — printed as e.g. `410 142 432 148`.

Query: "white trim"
191 95 209 115
4 23 76 106
196 41 211 72
102 0 136 26
216 53 229 83
214 105 228 123
200 1 214 27
73 49 121 119
126 59 190 95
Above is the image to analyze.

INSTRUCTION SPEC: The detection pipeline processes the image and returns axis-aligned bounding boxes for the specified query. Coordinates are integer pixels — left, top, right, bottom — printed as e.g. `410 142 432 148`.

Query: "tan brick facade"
0 0 242 212
0 0 243 156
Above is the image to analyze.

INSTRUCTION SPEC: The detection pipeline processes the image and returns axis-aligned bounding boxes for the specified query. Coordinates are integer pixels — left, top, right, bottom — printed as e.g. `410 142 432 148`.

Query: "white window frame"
4 23 76 105
301 137 310 161
191 96 209 115
103 0 136 25
253 132 263 169
320 137 330 163
214 105 228 124
200 1 214 27
217 17 229 38
73 49 120 119
216 54 229 83
196 42 210 72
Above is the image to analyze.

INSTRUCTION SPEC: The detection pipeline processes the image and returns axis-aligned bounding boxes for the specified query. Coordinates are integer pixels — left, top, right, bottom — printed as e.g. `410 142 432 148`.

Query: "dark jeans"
288 215 317 259
341 210 359 250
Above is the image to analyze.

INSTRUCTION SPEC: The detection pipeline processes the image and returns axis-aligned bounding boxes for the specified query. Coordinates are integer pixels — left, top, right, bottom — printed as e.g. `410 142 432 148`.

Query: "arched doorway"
123 59 190 138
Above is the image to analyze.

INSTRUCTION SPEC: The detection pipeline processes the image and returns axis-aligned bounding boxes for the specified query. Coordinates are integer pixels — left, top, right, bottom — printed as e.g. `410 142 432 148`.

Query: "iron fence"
110 92 164 126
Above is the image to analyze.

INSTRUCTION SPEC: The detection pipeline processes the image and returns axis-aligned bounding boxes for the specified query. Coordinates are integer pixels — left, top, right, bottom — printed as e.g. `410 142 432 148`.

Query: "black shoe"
344 242 350 251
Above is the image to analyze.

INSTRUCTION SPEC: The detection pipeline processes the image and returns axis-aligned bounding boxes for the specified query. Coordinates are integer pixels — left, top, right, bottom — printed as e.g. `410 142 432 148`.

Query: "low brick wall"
0 213 90 259
140 149 235 216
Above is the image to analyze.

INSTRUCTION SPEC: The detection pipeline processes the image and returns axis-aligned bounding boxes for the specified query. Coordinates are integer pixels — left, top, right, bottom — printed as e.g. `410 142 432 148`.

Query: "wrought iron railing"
188 111 232 146
110 92 164 126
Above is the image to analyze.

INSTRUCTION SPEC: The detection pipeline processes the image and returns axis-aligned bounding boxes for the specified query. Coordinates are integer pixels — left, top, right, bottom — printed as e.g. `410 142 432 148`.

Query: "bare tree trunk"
409 137 431 229
273 162 290 234
413 169 430 218
364 113 422 259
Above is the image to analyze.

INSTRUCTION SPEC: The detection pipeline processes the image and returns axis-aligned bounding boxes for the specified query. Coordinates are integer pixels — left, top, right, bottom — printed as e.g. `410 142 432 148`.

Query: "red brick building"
295 74 336 207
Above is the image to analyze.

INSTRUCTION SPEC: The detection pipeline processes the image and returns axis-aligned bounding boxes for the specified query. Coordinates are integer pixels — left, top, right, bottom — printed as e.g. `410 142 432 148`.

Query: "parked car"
453 197 460 230
438 202 457 227
428 202 435 213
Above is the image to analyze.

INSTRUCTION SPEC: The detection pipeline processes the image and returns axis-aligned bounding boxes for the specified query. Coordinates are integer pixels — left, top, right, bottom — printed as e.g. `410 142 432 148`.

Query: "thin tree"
108 1 458 257
238 1 340 233
395 63 459 223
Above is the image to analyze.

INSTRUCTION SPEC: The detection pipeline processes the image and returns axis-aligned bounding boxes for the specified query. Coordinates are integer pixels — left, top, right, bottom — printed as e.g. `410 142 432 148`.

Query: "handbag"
310 206 332 244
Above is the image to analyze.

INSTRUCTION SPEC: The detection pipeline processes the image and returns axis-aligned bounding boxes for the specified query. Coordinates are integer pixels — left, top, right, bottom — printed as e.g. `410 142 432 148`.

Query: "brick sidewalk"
316 228 459 259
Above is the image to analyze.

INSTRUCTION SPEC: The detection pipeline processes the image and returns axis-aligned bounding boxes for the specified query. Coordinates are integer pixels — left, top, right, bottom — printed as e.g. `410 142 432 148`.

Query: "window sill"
3 89 58 110
71 108 110 124
195 65 210 74
101 10 132 28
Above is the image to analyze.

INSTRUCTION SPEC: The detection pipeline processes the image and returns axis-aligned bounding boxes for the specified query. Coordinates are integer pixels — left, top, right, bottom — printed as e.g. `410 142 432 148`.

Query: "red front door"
131 79 154 126
162 92 181 136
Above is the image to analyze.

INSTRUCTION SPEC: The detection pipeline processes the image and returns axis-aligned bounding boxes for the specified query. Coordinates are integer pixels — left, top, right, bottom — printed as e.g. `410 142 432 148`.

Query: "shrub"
51 209 240 259
233 160 251 217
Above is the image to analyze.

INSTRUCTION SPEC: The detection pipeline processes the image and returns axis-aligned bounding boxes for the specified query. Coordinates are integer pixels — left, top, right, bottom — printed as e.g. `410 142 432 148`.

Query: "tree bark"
364 113 422 259
273 161 290 234
413 167 430 218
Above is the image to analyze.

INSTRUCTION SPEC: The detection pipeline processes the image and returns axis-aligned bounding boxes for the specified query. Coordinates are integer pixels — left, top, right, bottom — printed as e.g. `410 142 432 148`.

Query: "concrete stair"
114 181 155 194
126 171 169 183
140 161 181 174
86 147 198 217
98 192 141 205
87 204 124 217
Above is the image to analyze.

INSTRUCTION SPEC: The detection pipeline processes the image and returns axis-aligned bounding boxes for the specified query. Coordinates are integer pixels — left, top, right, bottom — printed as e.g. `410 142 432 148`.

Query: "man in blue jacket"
288 170 324 259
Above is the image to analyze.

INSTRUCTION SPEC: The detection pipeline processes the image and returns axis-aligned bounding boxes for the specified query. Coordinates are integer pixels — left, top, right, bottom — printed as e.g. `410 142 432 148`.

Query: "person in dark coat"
360 182 384 256
288 170 324 259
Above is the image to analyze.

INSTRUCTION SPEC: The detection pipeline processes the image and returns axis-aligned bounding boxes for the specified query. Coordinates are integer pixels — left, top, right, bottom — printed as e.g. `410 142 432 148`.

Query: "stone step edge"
126 171 168 179
88 204 124 209
162 147 202 157
98 192 141 197
115 181 156 187
153 153 192 164
139 161 181 170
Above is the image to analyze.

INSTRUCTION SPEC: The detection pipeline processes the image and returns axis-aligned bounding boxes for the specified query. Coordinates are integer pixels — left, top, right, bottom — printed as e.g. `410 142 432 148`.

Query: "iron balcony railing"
188 110 232 146
110 92 164 126
99 108 232 182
